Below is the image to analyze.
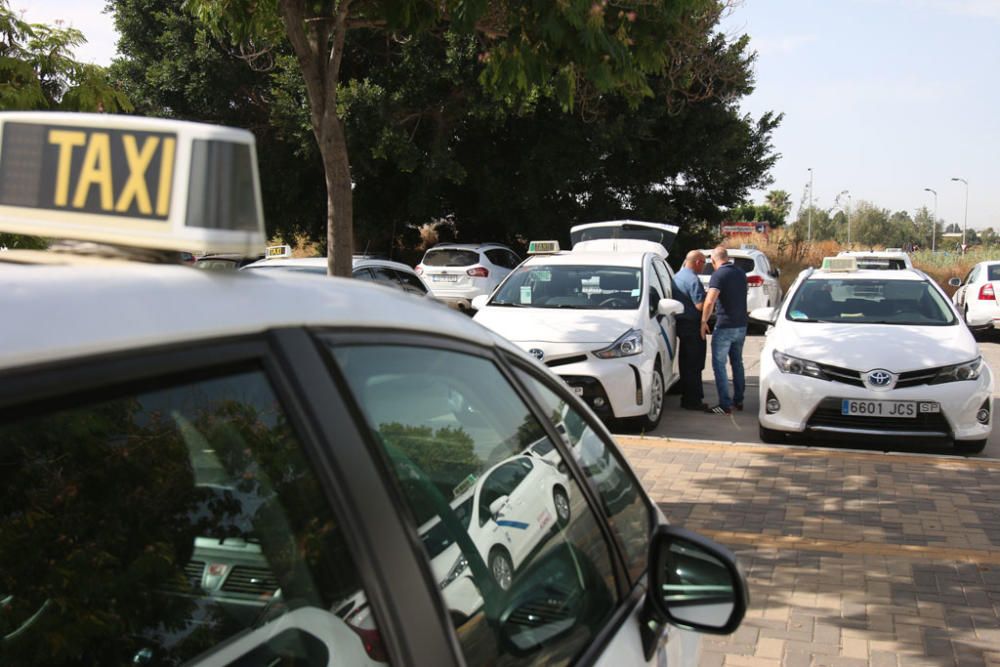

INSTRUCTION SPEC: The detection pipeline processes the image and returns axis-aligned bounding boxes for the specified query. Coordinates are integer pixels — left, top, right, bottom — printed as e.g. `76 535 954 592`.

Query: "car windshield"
491 264 642 310
785 278 956 325
423 249 479 267
701 257 755 275
242 264 326 275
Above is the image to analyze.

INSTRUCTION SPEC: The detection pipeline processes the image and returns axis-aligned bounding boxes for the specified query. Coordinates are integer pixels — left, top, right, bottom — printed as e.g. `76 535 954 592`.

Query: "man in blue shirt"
672 250 708 410
700 246 748 415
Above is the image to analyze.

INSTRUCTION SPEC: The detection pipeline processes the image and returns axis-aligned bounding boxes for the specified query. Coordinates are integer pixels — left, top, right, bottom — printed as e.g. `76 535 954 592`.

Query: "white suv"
698 246 782 313
416 243 521 310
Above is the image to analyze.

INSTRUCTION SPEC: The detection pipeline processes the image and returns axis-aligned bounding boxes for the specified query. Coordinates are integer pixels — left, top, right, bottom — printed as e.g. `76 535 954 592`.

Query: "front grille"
221 566 278 597
545 355 587 368
806 398 951 436
817 363 863 387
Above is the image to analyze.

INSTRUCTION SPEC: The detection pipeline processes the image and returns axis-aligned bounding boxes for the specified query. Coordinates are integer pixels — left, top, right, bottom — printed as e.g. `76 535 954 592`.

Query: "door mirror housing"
471 294 490 311
948 277 962 287
489 495 510 519
657 298 685 317
748 306 777 324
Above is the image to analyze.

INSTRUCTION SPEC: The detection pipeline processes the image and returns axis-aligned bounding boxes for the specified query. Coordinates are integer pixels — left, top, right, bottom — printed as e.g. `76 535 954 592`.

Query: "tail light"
979 283 995 300
747 275 764 287
467 266 489 278
414 264 424 276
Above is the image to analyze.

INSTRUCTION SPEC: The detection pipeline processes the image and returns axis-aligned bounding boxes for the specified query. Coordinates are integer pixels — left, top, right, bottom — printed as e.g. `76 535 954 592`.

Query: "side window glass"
330 345 618 665
0 370 385 666
515 369 652 582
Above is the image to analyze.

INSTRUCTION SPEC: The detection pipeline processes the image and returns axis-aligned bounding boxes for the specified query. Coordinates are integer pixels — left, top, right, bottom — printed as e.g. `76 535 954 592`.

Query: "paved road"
639 332 1000 460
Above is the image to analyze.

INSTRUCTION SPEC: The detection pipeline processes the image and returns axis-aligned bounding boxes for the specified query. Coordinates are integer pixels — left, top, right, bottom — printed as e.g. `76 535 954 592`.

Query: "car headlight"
772 350 827 380
593 329 643 359
932 357 982 384
439 554 468 590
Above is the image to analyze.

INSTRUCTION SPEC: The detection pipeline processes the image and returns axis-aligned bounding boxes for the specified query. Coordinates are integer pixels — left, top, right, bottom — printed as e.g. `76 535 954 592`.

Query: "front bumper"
758 362 993 443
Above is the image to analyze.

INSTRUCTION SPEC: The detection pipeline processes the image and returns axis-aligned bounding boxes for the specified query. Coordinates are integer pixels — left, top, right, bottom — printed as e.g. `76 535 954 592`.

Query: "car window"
423 249 479 267
651 258 673 299
0 370 384 666
491 265 641 310
393 269 428 294
786 278 957 325
514 370 652 582
329 345 619 665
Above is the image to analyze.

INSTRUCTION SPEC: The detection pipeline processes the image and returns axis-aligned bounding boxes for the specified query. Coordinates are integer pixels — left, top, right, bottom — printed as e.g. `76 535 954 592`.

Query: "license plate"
841 399 917 418
572 386 584 396
432 274 458 282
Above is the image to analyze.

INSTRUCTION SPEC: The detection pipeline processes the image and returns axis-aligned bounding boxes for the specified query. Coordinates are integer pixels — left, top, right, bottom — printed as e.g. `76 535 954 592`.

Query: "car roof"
0 256 502 372
242 256 418 274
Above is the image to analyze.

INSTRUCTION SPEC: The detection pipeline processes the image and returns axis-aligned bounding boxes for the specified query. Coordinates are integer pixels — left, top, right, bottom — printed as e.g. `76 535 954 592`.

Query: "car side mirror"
748 306 777 324
639 525 748 659
471 294 490 311
489 495 509 519
948 277 962 287
657 298 685 317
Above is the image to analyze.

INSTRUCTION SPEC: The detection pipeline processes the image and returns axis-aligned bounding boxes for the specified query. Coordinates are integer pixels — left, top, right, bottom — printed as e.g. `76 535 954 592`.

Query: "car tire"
759 424 787 444
489 547 514 592
954 439 987 455
552 486 571 528
634 362 665 432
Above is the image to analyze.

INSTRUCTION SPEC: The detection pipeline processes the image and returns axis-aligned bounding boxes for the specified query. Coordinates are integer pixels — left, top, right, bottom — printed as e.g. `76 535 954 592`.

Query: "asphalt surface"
639 330 1000 460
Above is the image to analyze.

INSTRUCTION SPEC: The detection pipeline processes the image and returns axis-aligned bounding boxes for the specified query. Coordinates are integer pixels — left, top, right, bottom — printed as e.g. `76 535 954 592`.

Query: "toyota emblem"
528 348 545 361
866 369 893 388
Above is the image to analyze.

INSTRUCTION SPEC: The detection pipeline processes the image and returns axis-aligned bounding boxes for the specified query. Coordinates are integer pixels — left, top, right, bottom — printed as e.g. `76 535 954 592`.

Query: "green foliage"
0 0 130 112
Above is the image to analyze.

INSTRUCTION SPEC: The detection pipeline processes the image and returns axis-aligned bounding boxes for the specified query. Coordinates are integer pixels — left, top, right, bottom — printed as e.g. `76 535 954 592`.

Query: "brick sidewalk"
618 436 1000 667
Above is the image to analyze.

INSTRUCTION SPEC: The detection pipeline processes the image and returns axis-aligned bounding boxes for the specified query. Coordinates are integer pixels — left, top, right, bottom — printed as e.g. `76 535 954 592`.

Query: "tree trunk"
318 113 354 277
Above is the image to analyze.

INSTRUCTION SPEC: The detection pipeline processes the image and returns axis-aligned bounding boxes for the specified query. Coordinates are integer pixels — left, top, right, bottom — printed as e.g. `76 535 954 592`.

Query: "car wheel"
954 439 987 455
635 363 665 432
552 486 571 527
489 547 514 591
759 424 787 444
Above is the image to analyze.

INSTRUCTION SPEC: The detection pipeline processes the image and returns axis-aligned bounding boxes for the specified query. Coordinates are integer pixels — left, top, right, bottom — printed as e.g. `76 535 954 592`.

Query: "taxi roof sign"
528 240 560 254
0 112 265 256
821 256 858 272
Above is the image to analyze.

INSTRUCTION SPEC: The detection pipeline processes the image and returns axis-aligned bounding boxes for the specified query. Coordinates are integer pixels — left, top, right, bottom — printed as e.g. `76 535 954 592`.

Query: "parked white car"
698 246 782 313
415 243 521 311
949 261 1000 332
751 258 993 454
241 247 432 297
472 234 684 430
836 250 913 270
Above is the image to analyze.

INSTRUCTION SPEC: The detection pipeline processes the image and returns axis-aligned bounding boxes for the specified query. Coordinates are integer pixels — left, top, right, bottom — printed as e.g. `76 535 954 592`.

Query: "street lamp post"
951 177 968 251
923 187 937 252
807 168 814 243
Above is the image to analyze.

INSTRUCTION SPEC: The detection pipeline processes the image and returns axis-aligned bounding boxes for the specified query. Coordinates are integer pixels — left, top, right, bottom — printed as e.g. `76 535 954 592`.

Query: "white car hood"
474 306 637 344
772 322 978 371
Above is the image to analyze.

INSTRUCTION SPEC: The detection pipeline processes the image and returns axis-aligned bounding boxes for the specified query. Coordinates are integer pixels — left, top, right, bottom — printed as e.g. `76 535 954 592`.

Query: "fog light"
765 390 780 414
977 408 990 424
593 397 606 408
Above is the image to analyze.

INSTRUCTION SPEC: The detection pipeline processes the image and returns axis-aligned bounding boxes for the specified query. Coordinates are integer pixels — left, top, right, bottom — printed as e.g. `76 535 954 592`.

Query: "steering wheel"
598 297 629 308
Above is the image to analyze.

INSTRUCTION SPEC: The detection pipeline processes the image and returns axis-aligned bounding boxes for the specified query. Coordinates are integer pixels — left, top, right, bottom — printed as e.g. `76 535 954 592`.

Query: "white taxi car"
0 112 746 666
472 232 684 430
752 257 993 454
949 260 1000 332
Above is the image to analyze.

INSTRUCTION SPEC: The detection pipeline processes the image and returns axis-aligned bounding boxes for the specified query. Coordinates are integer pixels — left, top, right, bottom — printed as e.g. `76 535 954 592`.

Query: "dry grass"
719 232 1000 297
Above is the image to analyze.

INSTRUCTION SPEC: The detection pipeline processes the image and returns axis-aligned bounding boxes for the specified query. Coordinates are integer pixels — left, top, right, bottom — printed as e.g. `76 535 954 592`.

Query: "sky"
20 0 1000 231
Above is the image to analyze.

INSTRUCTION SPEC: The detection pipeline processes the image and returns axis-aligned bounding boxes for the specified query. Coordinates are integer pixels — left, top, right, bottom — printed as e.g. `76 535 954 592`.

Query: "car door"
650 257 679 384
0 334 458 666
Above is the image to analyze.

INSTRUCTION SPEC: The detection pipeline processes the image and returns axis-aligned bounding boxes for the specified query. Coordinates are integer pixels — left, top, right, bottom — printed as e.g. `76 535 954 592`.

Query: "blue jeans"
711 326 746 411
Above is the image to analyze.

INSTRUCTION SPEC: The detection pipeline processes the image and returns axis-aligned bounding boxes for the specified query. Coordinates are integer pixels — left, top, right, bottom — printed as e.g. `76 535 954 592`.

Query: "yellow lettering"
47 130 86 207
72 132 114 210
155 137 176 216
115 135 159 214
